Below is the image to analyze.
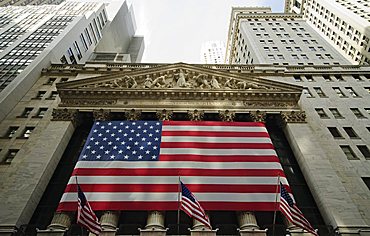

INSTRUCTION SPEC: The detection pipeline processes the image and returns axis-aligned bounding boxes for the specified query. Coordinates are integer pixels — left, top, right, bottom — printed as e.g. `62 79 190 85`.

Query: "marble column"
284 218 314 236
99 211 120 236
140 211 167 236
190 213 217 236
37 212 72 236
237 212 267 236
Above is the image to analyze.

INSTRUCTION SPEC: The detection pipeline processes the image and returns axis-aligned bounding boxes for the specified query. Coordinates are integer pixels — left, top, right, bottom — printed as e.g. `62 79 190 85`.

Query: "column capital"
125 109 142 121
218 110 235 122
280 111 306 124
52 108 79 126
140 211 167 236
47 212 73 231
187 109 204 121
156 109 173 121
237 211 267 236
100 211 120 235
93 109 111 121
249 111 267 122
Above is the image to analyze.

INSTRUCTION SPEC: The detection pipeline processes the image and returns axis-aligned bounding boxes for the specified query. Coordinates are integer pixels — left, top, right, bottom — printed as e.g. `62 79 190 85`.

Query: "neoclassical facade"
0 62 370 236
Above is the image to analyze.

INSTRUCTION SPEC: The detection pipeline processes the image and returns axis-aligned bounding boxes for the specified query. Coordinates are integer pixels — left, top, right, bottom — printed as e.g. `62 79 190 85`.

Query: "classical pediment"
56 63 303 110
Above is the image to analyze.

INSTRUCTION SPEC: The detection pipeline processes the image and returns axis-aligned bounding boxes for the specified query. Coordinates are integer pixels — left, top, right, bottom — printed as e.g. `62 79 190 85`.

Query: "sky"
129 0 285 63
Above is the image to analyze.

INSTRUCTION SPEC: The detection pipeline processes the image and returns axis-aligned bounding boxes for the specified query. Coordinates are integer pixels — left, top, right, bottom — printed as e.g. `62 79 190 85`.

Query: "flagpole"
75 175 83 236
272 174 280 236
177 176 181 235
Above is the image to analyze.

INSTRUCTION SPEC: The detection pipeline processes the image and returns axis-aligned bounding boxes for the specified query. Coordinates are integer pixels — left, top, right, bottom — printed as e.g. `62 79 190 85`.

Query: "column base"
238 228 267 236
139 227 168 236
190 228 218 236
288 228 316 236
97 228 118 236
0 225 17 236
335 226 370 236
37 229 68 236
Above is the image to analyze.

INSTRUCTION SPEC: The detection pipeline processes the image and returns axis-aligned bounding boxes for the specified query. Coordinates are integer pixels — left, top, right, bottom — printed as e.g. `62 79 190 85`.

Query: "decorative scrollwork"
250 110 267 122
93 109 111 121
156 109 173 121
51 108 79 126
280 111 307 124
219 110 235 122
125 109 141 121
187 109 204 121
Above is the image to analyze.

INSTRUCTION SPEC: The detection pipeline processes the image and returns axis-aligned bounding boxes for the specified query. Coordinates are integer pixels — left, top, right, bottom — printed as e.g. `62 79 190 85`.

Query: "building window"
3 126 19 138
352 75 363 81
268 55 275 60
293 75 302 82
328 127 342 138
60 78 69 82
329 108 344 119
20 127 35 139
44 78 56 85
292 54 299 59
315 108 328 118
362 177 370 191
334 75 345 81
358 146 370 159
351 108 366 118
343 127 359 138
314 87 326 97
19 108 33 118
345 87 359 97
333 87 346 97
2 149 19 164
277 55 285 59
33 108 48 118
340 145 358 160
305 75 314 81
264 47 270 52
48 91 58 100
73 41 82 60
323 75 332 82
35 91 46 99
286 47 293 52
303 88 313 98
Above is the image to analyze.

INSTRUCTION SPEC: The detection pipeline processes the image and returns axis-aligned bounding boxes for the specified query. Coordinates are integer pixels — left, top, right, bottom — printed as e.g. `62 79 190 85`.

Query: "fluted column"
99 211 120 236
237 212 267 236
284 218 314 236
140 211 167 236
190 212 217 236
37 212 72 235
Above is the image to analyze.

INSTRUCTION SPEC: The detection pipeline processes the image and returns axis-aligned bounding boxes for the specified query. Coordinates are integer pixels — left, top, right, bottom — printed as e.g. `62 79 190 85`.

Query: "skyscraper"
285 0 370 65
0 0 64 7
200 41 226 64
0 0 144 122
226 7 370 235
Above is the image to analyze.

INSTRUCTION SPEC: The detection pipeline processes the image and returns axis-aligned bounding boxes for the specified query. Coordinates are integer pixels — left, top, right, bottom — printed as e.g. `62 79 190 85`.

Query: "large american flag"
57 120 288 211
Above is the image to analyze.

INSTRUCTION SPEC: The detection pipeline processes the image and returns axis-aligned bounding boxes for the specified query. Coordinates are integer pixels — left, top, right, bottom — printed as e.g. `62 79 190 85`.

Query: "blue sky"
130 0 284 63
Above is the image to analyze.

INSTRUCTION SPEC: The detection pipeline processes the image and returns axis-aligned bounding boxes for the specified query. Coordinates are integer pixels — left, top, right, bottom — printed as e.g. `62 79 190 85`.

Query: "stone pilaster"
249 111 266 122
37 212 72 236
140 211 167 236
218 110 235 122
100 211 120 236
156 109 173 121
187 109 204 121
125 109 141 121
93 109 111 121
237 211 267 236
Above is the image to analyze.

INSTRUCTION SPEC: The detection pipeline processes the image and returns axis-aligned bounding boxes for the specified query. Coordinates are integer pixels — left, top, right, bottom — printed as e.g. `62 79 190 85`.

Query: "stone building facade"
0 62 370 235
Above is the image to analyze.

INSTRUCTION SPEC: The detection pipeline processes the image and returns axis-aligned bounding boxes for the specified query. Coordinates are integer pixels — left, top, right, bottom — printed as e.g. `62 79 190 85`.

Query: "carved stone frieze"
125 109 141 121
51 108 79 126
219 110 235 122
93 109 111 121
60 99 116 107
156 109 173 121
244 101 297 108
250 110 267 122
280 111 307 124
187 109 204 121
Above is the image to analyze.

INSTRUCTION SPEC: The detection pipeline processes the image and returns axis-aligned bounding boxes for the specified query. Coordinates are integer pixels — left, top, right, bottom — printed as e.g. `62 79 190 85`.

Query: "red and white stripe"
58 121 288 211
280 197 318 236
181 195 211 228
77 198 102 235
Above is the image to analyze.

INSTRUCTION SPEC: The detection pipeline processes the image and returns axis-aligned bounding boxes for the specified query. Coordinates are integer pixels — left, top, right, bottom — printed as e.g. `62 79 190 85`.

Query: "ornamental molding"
280 111 307 124
51 108 79 126
55 63 302 111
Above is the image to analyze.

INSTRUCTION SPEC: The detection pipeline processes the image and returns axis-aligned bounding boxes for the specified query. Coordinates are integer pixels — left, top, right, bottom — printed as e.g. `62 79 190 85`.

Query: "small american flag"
77 185 102 235
180 181 211 229
279 183 318 236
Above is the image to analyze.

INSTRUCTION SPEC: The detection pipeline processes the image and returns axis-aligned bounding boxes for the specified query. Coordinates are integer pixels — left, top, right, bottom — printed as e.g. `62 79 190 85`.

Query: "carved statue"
124 75 137 88
224 78 237 89
210 76 220 89
152 75 167 88
193 74 211 89
236 81 262 90
176 69 189 88
143 75 153 88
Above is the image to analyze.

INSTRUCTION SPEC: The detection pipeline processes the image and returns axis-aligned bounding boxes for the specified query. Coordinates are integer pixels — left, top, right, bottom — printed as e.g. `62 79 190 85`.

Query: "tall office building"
0 0 144 122
200 41 226 64
225 7 349 65
0 0 64 7
226 7 370 235
285 0 370 65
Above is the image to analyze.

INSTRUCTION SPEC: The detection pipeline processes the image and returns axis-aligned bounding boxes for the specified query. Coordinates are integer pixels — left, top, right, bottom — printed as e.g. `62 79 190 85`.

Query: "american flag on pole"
77 185 102 235
180 181 211 229
279 183 318 236
57 120 289 211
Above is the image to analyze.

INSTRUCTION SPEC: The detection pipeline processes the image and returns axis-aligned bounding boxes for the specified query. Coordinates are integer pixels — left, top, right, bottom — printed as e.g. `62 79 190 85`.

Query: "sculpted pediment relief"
57 63 299 93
